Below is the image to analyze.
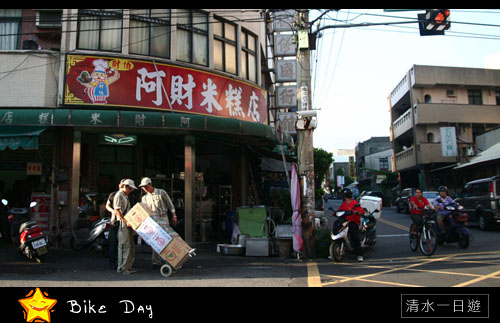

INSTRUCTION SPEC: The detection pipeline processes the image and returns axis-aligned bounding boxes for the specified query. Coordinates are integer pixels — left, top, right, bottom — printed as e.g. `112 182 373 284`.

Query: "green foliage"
314 147 334 191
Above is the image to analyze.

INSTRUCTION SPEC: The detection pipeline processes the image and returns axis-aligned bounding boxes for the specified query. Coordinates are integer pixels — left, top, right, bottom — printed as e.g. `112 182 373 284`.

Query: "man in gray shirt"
113 179 138 274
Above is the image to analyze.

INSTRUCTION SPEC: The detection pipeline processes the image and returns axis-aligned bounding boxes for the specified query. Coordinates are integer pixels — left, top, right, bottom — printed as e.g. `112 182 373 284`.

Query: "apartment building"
389 65 500 191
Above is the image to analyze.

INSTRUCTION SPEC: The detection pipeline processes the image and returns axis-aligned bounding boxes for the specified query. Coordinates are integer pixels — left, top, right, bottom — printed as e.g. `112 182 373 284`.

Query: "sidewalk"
0 241 306 287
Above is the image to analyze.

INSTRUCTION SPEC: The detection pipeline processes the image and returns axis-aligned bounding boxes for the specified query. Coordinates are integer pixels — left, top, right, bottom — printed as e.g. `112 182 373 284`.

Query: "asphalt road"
1 199 500 288
316 199 500 287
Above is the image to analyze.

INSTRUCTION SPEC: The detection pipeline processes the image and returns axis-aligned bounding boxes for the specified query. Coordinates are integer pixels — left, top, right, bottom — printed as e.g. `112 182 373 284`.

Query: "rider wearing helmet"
433 186 454 233
338 188 366 262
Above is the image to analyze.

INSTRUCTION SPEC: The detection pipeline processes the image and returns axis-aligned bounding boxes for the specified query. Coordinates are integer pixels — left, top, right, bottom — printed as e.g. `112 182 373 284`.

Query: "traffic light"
418 9 450 36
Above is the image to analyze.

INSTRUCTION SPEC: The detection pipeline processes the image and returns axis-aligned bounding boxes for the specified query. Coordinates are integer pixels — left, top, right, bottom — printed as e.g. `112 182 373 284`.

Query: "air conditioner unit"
35 10 62 28
466 146 476 156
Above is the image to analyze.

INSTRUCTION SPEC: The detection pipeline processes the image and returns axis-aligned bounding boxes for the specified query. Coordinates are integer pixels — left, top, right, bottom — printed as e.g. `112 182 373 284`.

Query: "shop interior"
80 131 246 242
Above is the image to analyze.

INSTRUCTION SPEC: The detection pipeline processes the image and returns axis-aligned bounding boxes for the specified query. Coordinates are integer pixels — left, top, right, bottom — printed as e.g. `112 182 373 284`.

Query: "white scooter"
329 207 378 262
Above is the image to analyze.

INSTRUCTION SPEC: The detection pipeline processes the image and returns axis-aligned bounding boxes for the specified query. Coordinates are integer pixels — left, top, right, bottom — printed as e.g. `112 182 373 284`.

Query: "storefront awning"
454 142 500 170
0 108 294 146
0 126 47 150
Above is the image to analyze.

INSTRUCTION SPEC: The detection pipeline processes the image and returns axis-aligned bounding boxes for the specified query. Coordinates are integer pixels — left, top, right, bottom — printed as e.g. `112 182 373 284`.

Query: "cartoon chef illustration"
77 58 120 104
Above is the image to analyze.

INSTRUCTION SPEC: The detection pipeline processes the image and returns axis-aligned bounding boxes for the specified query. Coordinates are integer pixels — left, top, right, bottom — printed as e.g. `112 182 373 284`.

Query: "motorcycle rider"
433 186 455 235
338 188 365 262
409 188 434 234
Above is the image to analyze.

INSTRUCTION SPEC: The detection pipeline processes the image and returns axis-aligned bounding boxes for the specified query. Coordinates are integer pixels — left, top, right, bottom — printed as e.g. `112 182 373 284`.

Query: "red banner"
64 54 268 124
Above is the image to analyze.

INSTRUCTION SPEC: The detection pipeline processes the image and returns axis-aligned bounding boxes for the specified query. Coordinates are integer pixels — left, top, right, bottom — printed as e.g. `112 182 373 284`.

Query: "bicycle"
409 209 437 256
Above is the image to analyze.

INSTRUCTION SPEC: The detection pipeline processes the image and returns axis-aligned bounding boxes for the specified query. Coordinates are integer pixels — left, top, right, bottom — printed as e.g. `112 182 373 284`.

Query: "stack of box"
125 203 194 269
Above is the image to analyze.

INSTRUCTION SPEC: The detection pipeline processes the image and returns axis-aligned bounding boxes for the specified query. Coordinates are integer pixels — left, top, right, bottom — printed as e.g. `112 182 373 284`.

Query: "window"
496 90 500 105
78 9 123 52
0 9 22 50
176 9 208 66
379 157 389 171
424 94 432 103
241 28 257 83
129 9 170 58
468 89 482 105
213 16 237 75
427 132 434 143
469 183 489 197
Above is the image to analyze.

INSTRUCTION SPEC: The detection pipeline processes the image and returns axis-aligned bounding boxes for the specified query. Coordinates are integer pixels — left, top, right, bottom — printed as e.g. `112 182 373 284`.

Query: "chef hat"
93 59 109 73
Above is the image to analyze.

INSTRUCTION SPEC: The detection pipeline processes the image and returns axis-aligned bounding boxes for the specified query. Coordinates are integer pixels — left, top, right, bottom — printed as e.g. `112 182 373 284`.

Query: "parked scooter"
328 207 378 262
70 204 110 256
435 202 471 249
2 199 48 263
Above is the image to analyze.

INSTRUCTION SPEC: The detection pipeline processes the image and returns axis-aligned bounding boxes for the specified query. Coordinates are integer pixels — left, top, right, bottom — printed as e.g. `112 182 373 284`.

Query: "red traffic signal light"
419 9 451 36
426 9 451 31
434 9 450 24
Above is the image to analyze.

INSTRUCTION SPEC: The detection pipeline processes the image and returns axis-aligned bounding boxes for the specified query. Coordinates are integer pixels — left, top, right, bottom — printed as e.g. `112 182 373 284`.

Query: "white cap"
122 179 137 190
139 177 152 187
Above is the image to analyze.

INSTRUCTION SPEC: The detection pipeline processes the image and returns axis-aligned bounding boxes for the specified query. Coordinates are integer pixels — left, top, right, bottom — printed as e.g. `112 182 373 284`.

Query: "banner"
64 54 267 124
440 127 457 157
31 194 51 235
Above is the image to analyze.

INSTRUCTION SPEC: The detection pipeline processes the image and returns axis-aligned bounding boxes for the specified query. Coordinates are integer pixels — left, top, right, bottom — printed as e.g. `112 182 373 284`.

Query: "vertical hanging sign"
440 127 457 157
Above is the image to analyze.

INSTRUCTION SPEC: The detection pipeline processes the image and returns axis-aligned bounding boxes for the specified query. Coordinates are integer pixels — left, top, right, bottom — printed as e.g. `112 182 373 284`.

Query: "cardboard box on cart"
125 203 193 269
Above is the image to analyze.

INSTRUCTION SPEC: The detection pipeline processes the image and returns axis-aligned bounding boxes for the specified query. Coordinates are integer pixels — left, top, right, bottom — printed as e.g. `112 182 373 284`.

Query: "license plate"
32 238 47 249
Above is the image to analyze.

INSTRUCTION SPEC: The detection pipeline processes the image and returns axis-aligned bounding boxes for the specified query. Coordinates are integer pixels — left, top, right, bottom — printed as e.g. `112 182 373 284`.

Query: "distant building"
389 65 500 191
355 137 393 191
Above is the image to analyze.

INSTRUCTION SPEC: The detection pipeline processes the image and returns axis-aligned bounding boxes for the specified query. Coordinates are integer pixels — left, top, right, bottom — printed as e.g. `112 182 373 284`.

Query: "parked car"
395 188 418 214
422 191 438 206
455 176 500 230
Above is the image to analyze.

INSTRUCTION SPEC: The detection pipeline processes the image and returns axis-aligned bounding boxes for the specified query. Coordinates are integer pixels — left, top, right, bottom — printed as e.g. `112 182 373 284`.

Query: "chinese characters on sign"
402 294 489 318
276 86 297 108
274 34 296 57
275 60 296 82
277 112 297 134
440 126 457 157
273 10 295 32
64 55 267 124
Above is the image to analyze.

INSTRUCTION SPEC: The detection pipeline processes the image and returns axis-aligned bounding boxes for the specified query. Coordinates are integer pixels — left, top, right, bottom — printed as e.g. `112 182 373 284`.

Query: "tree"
313 148 334 192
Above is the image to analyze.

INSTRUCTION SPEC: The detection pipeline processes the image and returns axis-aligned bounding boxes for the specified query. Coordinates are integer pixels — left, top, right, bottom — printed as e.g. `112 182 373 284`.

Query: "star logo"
18 288 57 323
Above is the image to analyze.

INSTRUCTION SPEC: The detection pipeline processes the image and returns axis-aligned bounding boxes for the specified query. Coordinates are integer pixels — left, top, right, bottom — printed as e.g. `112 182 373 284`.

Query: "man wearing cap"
139 177 177 267
113 179 138 275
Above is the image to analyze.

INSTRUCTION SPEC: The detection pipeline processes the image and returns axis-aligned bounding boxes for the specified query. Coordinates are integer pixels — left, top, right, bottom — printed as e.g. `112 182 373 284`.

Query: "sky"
309 9 500 154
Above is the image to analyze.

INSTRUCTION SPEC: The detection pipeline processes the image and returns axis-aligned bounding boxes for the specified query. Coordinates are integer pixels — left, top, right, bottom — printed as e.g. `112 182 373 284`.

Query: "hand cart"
159 247 197 278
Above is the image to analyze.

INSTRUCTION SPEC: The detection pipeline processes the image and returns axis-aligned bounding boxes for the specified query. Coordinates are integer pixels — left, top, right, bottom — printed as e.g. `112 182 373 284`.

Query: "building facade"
389 65 500 192
355 137 392 189
0 9 292 244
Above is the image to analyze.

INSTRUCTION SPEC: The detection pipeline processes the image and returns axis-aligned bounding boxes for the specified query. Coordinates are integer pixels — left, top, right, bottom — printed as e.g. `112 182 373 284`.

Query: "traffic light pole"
296 9 316 260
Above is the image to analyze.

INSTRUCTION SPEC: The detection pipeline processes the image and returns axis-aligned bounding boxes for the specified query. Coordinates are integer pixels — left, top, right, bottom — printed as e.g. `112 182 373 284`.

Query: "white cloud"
484 51 500 69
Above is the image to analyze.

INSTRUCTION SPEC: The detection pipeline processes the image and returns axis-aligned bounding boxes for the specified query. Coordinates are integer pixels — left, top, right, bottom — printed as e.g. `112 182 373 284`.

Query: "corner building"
0 9 288 244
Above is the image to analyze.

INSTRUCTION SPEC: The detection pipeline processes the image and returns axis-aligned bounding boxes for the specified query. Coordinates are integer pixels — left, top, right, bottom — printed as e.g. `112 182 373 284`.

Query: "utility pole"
295 9 316 259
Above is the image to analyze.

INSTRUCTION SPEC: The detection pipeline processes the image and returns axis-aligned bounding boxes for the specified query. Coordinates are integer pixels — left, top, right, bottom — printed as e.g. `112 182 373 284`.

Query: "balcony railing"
392 109 412 139
395 145 416 171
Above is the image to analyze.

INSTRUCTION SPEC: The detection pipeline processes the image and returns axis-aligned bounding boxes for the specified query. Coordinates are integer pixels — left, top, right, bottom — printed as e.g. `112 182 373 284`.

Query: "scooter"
435 203 471 249
329 207 378 262
70 206 111 256
2 199 49 263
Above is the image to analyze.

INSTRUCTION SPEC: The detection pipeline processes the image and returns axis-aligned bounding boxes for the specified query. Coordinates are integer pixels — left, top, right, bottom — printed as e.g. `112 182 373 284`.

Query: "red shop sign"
64 54 268 124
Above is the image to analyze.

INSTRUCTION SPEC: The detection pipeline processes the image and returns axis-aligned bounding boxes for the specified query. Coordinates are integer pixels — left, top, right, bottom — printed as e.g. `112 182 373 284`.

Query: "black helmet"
438 185 448 192
342 188 353 198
